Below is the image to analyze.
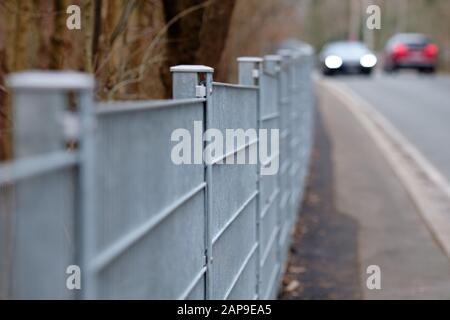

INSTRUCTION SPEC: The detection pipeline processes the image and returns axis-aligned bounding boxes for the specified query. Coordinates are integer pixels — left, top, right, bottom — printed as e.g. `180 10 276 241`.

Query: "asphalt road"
333 72 450 181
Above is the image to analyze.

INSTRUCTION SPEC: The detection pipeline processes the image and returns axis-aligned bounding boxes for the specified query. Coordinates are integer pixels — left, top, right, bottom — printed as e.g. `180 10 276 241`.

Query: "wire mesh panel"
258 60 282 299
209 83 259 299
286 58 299 226
295 57 307 204
297 55 313 202
303 54 316 179
9 167 77 299
0 81 84 299
0 50 315 300
289 55 304 217
90 100 206 299
277 58 294 271
0 184 12 299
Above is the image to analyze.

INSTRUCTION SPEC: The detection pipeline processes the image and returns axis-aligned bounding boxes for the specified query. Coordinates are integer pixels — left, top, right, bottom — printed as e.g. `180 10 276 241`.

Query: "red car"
383 33 439 73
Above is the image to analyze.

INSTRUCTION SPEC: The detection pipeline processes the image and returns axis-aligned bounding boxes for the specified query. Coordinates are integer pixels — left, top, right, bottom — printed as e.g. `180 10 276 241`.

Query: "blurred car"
383 33 439 73
319 41 377 76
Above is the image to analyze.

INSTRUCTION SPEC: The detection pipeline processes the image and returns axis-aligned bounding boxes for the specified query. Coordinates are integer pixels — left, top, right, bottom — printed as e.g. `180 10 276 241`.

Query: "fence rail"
0 46 315 300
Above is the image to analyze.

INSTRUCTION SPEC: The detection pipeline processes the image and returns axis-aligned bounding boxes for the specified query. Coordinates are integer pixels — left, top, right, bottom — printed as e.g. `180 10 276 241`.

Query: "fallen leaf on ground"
289 266 307 274
307 193 321 205
285 280 300 293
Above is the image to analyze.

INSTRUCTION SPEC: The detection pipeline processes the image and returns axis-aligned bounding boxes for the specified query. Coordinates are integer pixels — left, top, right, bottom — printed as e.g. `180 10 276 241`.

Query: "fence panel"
209 83 259 300
259 56 283 299
0 72 94 299
1 47 315 300
277 52 294 273
88 100 207 300
289 52 305 217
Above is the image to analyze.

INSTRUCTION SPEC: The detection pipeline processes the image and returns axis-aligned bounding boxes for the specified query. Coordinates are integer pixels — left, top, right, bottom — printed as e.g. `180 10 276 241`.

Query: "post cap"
6 71 95 91
170 65 214 73
278 49 294 58
292 51 303 59
264 55 282 62
237 57 263 63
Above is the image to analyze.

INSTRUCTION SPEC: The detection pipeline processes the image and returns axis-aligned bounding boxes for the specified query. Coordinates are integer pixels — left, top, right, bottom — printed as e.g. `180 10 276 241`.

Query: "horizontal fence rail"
0 46 315 300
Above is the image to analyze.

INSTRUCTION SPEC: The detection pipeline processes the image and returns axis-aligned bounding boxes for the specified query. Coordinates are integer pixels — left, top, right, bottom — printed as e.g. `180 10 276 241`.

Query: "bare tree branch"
109 0 138 46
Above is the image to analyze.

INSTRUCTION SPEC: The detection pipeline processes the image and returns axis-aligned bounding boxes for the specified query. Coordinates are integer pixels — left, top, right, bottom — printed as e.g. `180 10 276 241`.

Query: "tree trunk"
161 0 236 97
160 0 204 97
13 0 33 71
196 0 236 81
0 4 9 161
35 0 54 69
50 0 71 69
102 0 123 99
83 0 95 73
348 0 361 41
92 0 103 70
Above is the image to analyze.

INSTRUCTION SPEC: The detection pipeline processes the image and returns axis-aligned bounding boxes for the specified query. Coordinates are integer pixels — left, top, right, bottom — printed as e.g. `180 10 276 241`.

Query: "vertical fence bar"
297 51 308 206
286 51 297 226
78 78 96 300
267 57 282 284
204 70 214 301
277 49 293 283
237 57 263 299
291 51 302 216
263 54 282 299
5 72 94 299
171 65 214 300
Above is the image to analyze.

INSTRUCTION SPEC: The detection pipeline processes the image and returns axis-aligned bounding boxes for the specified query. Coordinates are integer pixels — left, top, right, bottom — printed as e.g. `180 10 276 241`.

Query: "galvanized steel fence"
0 47 314 300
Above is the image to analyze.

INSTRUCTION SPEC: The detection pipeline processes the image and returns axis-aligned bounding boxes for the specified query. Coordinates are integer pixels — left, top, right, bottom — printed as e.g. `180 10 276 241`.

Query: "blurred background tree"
0 0 298 160
295 0 450 69
0 0 449 160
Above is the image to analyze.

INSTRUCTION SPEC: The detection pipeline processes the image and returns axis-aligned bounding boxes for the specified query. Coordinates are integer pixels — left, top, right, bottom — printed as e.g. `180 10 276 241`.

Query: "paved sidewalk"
281 83 450 299
319 83 450 299
280 108 361 300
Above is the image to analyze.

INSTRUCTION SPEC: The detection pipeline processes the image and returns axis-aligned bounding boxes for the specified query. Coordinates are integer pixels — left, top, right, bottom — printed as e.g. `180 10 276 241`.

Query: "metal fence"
0 47 315 300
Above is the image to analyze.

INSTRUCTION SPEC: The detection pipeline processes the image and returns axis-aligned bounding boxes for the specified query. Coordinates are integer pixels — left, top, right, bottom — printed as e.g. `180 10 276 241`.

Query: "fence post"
276 49 293 283
171 65 214 100
295 51 308 205
237 57 263 87
261 55 282 299
237 57 263 299
171 65 214 300
5 71 95 299
6 72 94 158
290 51 302 214
268 54 285 292
280 50 297 224
77 76 96 300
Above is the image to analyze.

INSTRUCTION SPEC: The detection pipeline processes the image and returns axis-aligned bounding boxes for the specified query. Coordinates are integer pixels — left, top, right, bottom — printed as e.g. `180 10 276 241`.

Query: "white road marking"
317 77 450 261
